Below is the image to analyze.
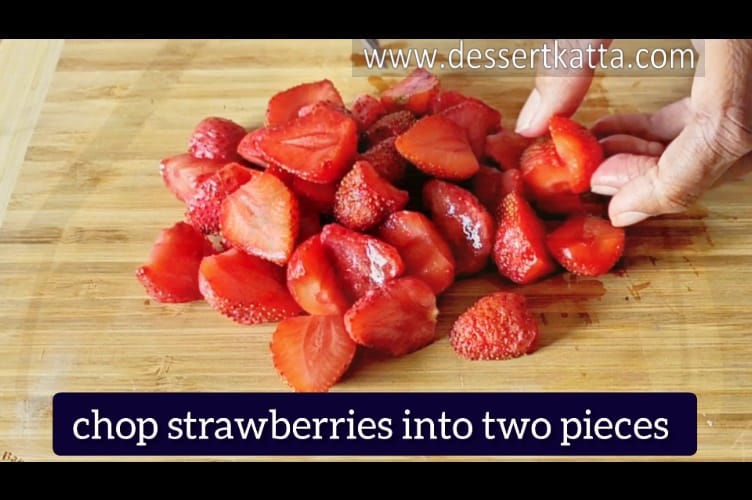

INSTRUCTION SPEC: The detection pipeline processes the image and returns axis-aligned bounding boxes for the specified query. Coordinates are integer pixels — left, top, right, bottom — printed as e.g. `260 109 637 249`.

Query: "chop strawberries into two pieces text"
138 68 627 391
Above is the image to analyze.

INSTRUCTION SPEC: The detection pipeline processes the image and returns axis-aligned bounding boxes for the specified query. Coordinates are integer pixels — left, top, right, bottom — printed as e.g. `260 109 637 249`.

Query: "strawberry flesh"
546 214 625 276
266 79 344 127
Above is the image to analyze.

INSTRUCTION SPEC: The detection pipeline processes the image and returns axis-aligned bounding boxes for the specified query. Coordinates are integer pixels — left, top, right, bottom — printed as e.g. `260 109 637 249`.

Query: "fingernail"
591 185 618 196
515 89 542 134
612 211 649 227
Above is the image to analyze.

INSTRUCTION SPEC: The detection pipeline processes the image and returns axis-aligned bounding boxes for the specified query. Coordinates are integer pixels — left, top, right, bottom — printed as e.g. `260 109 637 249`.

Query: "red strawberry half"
520 138 572 199
320 223 404 301
395 114 479 181
237 128 271 168
422 180 495 276
271 315 357 393
365 110 416 148
358 136 408 183
286 234 351 316
344 277 439 357
380 68 440 116
493 192 557 285
351 94 387 132
485 131 533 171
160 154 226 203
187 162 260 234
136 222 214 303
549 115 603 194
546 214 625 276
333 160 409 231
450 292 539 360
471 164 523 215
258 104 358 184
198 248 302 325
265 79 344 127
439 99 501 160
376 210 456 295
189 117 246 162
219 171 299 265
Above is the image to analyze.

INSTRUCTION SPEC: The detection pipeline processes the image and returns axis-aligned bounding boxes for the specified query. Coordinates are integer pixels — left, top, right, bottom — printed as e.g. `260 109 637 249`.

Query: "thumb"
515 39 612 137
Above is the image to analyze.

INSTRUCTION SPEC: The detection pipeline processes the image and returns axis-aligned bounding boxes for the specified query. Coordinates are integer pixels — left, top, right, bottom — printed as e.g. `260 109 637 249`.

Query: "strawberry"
449 292 538 360
286 234 351 316
376 210 455 295
422 180 495 276
351 94 387 132
297 101 351 119
428 90 471 115
265 79 344 127
291 176 338 214
395 115 479 181
297 201 322 242
188 117 246 162
439 100 502 159
136 222 214 303
485 130 534 171
549 115 603 194
493 192 557 285
199 248 302 325
380 68 440 116
237 128 271 168
160 154 226 203
333 161 409 231
546 214 625 276
258 104 358 184
219 171 299 266
186 163 260 234
520 137 571 199
358 136 408 183
365 110 416 147
264 163 296 187
271 315 357 393
471 165 523 215
344 277 438 357
534 192 608 217
320 223 404 301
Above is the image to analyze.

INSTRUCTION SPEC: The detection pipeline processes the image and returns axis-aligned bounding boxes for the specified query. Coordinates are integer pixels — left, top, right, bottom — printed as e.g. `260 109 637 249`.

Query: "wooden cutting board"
0 39 750 461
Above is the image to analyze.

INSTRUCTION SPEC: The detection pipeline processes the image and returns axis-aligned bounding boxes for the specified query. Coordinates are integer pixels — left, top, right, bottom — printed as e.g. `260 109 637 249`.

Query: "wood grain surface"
0 39 750 461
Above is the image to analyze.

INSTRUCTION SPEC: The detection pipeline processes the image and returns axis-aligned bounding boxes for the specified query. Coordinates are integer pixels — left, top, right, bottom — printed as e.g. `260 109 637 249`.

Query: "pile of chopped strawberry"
138 68 629 392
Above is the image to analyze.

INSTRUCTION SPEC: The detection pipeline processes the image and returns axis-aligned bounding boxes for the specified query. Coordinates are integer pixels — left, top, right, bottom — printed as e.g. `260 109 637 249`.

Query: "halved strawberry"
136 222 214 303
534 192 608 217
422 180 495 276
485 131 534 171
376 210 455 294
320 223 404 301
287 234 351 316
546 214 625 276
297 101 351 119
258 104 358 184
450 292 538 360
265 79 344 127
380 68 440 116
439 100 502 159
428 90 470 115
351 94 387 132
471 164 523 215
237 128 271 168
493 192 557 285
358 136 408 183
395 114 479 181
160 154 226 203
365 110 416 148
333 161 409 231
291 176 338 214
271 315 357 393
549 115 603 194
264 163 296 187
520 138 571 199
186 163 260 234
344 277 438 357
219 171 299 265
199 248 302 325
188 117 246 162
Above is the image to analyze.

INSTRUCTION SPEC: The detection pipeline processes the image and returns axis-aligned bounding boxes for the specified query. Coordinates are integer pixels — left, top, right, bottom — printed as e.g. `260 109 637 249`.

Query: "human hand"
516 39 752 227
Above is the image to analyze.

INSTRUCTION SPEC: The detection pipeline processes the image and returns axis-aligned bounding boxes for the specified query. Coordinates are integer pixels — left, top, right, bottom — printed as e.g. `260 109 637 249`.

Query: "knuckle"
653 168 699 213
693 106 752 162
